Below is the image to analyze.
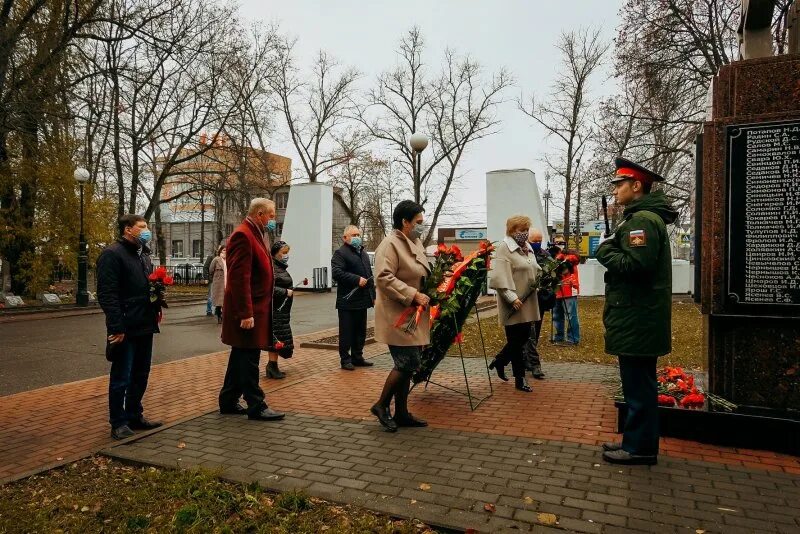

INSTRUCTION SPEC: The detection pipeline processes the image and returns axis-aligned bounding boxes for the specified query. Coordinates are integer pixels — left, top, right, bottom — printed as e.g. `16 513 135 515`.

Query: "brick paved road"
106 409 800 533
0 325 383 483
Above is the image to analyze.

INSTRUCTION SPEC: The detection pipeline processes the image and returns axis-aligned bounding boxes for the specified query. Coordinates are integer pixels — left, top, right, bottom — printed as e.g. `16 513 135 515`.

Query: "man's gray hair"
343 225 360 236
528 227 542 240
248 197 275 216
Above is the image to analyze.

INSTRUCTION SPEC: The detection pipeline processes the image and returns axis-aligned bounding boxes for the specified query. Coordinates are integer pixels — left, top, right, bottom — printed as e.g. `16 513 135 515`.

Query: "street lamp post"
74 168 90 306
409 132 429 187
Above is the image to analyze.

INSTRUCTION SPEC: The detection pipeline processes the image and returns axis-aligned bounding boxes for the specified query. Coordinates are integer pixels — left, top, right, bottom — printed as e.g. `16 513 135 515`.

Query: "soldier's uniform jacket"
595 190 678 358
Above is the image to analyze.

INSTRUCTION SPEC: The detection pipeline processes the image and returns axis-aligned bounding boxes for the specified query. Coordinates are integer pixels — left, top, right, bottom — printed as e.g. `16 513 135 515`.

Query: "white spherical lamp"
409 133 428 153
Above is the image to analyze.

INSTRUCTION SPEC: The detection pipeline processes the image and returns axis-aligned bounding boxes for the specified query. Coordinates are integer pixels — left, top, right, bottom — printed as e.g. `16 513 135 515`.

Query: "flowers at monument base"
148 266 174 309
617 366 737 412
657 366 706 409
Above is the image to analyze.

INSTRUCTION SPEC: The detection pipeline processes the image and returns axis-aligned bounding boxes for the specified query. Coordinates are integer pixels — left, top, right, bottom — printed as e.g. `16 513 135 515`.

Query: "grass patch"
0 457 436 533
451 297 704 369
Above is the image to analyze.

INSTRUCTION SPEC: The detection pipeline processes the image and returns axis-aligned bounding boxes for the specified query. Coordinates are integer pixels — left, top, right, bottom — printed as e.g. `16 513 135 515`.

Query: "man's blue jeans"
108 334 154 429
552 297 580 343
206 283 213 314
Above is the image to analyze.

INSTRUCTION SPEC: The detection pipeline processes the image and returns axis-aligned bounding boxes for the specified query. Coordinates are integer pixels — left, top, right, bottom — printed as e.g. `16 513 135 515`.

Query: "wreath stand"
412 302 493 411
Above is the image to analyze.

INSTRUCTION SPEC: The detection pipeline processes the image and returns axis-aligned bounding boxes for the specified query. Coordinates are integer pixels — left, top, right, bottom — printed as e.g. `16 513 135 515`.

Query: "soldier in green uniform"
595 157 678 466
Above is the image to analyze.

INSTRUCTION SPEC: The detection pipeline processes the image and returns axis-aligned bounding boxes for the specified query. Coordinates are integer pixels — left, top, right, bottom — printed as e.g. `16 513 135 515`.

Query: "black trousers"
619 355 659 456
108 334 153 429
338 309 368 364
219 347 267 415
496 322 532 378
523 315 545 370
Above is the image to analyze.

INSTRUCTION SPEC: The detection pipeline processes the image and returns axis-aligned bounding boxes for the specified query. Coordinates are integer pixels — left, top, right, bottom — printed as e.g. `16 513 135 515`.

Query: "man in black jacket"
97 214 163 440
331 225 375 370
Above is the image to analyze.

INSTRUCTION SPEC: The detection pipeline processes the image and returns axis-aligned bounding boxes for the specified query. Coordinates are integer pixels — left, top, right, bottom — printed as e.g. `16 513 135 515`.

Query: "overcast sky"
237 0 622 227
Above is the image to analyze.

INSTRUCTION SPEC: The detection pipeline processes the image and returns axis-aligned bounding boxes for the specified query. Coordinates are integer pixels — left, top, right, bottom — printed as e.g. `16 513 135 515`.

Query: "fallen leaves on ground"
483 503 496 513
537 513 558 525
419 483 431 491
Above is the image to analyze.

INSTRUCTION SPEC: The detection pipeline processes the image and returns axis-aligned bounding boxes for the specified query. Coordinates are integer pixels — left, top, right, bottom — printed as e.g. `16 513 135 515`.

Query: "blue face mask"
137 229 152 245
350 236 362 249
530 242 542 252
266 219 277 232
280 255 289 265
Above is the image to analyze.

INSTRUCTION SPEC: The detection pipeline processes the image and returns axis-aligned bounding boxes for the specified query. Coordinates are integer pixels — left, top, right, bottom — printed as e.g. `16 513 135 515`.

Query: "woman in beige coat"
488 215 542 392
371 200 431 432
209 245 227 324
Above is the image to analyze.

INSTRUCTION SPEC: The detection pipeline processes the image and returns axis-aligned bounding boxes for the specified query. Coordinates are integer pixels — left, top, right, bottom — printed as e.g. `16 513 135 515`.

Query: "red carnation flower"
657 394 676 406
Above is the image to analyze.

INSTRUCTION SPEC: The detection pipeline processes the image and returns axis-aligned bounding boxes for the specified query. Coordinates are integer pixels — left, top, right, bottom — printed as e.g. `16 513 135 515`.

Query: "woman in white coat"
488 215 542 392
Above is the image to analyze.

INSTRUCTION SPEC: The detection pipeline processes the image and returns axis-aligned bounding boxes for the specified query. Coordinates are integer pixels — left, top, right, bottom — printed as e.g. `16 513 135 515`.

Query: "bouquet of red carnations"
148 266 174 309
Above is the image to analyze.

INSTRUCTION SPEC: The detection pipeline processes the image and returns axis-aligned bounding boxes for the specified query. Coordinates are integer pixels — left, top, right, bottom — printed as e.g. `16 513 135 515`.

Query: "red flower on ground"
657 394 676 406
453 332 464 344
680 393 706 408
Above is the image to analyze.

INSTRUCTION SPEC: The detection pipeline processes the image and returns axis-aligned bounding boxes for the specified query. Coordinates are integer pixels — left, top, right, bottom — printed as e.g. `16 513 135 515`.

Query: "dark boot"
371 369 403 432
531 364 545 379
393 374 427 427
266 360 285 379
489 358 508 381
515 376 533 392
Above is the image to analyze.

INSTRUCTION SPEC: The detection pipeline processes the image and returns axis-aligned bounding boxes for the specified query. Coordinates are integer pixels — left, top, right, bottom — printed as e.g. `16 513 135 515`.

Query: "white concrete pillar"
280 182 334 289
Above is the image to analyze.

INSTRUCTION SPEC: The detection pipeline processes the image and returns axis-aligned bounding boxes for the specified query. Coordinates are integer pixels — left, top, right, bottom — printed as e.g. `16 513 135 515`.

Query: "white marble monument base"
279 182 334 290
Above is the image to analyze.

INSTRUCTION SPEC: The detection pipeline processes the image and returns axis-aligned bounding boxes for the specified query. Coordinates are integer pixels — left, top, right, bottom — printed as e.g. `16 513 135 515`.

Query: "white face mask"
409 223 424 240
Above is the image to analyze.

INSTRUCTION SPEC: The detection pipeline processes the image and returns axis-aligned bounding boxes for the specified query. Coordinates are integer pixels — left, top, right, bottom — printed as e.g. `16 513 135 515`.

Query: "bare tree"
328 133 389 226
361 27 511 244
270 38 359 182
519 28 608 246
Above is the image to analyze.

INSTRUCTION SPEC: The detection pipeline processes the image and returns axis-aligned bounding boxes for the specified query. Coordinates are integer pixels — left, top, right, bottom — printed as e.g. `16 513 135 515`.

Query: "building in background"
437 227 488 255
154 135 356 268
154 135 292 266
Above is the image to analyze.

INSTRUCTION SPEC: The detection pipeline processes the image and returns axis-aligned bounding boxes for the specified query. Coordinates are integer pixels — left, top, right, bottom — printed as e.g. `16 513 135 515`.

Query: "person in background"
523 228 555 379
218 198 284 421
371 200 431 432
208 245 226 324
266 241 294 379
331 225 375 371
97 214 163 440
488 215 542 393
203 252 215 317
552 239 581 345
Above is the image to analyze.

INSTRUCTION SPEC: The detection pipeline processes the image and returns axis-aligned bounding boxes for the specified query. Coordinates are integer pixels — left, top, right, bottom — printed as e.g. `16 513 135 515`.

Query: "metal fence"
164 264 206 285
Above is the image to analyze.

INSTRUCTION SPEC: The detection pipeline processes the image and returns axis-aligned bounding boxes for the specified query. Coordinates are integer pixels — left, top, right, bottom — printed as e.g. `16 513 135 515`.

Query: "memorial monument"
699 5 800 449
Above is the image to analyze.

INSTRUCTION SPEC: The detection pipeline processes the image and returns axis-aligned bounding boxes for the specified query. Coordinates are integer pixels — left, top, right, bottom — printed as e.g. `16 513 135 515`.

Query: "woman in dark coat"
266 241 294 379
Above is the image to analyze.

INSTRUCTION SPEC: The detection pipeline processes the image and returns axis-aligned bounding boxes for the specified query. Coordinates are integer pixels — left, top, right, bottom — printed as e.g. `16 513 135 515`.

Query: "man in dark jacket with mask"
332 225 376 370
596 157 678 466
97 214 163 440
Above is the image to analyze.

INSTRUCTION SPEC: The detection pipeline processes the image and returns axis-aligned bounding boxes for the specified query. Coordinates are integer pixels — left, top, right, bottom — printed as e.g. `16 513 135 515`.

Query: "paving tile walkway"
0 326 384 483
106 402 800 534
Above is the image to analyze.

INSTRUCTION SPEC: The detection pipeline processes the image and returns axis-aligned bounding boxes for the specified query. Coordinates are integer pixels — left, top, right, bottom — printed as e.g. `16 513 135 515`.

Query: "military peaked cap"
612 157 665 184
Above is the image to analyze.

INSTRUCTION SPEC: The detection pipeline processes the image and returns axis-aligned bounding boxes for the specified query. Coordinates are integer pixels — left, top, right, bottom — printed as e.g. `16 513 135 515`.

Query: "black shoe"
206 312 213 317
352 359 374 367
111 425 134 440
515 377 533 392
370 404 397 432
128 416 163 430
602 442 623 452
248 407 286 421
341 362 355 371
394 413 428 427
488 358 508 381
531 365 545 379
266 361 285 379
220 403 247 415
602 449 657 465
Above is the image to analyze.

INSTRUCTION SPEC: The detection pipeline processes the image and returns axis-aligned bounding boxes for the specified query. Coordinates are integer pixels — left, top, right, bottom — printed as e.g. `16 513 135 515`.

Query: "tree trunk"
562 186 572 247
154 200 166 266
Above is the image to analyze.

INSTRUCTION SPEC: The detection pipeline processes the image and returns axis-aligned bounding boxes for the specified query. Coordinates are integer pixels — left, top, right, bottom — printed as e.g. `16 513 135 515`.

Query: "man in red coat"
219 198 285 421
